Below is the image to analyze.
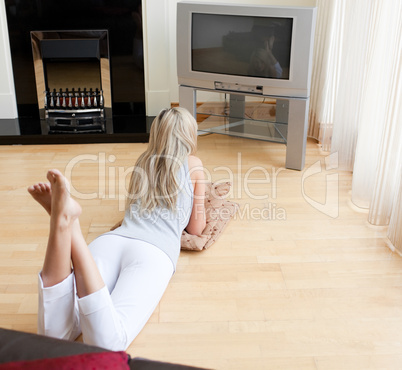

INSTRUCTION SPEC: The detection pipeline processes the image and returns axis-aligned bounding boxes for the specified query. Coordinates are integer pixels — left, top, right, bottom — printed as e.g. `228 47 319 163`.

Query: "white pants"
37 235 174 351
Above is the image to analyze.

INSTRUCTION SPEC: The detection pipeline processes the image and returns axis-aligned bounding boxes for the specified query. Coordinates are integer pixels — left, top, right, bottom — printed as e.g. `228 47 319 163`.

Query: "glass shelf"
198 116 287 143
196 96 288 143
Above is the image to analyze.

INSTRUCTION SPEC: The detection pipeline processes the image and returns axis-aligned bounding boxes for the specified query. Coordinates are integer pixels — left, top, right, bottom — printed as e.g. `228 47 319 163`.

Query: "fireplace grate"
45 88 104 110
31 30 112 135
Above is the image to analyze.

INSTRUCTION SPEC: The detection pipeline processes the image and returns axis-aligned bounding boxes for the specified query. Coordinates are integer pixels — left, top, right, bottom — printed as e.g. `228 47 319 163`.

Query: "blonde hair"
127 107 198 212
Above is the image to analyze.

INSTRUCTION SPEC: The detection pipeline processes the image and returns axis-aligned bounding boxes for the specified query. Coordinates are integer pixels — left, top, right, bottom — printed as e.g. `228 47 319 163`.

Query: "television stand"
179 86 310 170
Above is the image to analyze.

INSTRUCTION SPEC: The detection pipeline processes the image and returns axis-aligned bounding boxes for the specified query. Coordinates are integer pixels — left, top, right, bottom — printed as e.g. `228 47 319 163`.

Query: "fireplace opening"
30 30 113 134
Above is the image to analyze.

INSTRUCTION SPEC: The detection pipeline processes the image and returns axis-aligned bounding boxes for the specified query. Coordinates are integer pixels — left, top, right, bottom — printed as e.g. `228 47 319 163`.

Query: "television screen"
191 13 293 80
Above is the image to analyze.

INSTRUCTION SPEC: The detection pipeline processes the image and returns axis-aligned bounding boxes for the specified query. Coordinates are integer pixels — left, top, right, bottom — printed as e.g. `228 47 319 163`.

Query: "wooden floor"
1 134 402 369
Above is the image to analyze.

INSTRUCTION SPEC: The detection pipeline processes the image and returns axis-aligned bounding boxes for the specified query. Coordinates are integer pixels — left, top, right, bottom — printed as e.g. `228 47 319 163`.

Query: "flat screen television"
177 2 317 98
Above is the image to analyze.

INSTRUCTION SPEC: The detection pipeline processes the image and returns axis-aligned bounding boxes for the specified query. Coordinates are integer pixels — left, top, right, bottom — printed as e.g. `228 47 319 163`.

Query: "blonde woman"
28 107 206 351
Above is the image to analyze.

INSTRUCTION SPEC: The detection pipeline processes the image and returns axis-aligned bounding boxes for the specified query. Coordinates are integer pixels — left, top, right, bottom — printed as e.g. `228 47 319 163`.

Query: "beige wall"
0 0 18 119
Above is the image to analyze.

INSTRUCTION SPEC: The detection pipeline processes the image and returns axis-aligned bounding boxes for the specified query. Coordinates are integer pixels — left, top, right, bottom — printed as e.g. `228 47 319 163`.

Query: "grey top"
106 158 193 271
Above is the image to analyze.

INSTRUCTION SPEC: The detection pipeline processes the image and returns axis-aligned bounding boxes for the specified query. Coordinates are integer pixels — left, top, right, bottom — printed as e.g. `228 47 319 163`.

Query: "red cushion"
0 351 129 369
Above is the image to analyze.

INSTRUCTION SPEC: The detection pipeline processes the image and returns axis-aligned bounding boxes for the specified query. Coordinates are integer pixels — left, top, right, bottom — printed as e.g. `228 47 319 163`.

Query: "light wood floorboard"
0 134 401 369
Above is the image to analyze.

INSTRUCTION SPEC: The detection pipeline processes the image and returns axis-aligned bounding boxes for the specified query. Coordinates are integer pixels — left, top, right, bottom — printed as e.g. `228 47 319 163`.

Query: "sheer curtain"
309 0 402 253
308 0 343 151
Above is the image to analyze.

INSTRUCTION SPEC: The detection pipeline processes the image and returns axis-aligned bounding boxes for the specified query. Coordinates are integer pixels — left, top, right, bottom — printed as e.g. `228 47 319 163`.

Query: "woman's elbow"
186 219 206 236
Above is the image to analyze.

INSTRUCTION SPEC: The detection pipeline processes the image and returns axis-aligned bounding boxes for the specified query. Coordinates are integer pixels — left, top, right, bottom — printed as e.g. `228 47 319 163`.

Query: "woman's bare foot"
47 169 82 228
27 182 52 215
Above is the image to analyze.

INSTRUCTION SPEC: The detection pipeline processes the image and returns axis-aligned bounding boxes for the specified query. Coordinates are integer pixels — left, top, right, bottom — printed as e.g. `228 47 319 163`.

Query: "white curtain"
388 174 402 256
309 0 402 252
308 0 343 151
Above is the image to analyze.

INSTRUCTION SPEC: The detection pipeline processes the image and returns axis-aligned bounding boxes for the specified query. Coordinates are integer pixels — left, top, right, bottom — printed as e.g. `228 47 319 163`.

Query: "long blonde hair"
126 107 198 212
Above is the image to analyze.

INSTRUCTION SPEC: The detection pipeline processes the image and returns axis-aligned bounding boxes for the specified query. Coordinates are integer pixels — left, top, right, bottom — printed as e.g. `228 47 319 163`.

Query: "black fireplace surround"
2 0 151 145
